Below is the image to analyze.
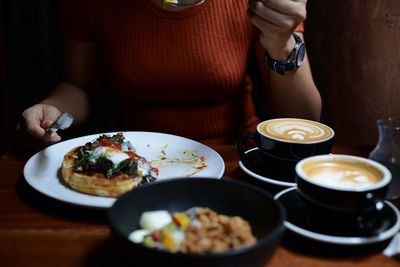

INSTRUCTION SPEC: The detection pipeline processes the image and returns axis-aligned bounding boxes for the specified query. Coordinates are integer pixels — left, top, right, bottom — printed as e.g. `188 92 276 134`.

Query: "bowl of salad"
108 177 286 267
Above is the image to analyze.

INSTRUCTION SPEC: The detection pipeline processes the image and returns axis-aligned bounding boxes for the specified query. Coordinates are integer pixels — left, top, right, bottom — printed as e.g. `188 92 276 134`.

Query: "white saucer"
274 187 400 245
238 148 296 187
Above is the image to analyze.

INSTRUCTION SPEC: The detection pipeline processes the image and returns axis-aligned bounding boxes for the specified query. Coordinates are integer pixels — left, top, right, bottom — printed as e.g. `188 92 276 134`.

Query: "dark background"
1 0 61 154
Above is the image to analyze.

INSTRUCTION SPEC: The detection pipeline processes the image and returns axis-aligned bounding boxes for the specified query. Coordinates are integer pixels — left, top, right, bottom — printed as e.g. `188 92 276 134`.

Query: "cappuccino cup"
295 154 391 234
236 118 334 177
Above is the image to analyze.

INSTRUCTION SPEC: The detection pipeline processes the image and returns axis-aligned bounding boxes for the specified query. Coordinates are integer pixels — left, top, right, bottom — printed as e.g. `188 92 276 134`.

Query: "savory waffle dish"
61 133 158 197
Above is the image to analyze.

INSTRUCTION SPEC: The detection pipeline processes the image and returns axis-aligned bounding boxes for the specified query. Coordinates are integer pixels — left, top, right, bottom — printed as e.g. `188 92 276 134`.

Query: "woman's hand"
20 104 63 143
248 0 307 60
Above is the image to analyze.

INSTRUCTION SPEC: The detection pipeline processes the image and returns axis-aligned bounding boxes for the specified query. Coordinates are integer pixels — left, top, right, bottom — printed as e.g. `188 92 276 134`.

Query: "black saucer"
239 148 296 187
274 187 400 245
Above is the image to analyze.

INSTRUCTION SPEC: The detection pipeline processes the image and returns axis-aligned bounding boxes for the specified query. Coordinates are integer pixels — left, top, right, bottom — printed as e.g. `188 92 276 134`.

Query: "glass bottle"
369 118 400 200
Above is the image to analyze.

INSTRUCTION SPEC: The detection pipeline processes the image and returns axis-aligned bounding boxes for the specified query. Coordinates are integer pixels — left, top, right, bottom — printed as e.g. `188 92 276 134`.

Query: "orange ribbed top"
59 0 282 145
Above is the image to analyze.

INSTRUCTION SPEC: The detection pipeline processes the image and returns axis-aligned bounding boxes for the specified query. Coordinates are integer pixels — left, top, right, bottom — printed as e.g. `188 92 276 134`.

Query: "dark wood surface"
0 145 399 267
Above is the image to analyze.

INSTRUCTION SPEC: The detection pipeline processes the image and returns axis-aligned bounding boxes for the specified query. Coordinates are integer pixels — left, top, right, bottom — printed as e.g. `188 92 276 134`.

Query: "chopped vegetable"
129 207 257 254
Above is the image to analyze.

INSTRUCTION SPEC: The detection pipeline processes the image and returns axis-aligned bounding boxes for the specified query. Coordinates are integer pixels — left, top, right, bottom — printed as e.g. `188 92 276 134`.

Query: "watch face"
296 44 306 67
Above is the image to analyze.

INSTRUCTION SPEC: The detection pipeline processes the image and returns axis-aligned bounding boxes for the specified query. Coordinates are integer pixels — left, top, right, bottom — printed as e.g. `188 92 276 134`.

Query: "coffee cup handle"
235 132 259 161
356 195 386 235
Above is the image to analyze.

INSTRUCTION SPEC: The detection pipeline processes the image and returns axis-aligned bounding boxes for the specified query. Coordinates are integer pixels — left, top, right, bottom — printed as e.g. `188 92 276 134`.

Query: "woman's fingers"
21 104 62 143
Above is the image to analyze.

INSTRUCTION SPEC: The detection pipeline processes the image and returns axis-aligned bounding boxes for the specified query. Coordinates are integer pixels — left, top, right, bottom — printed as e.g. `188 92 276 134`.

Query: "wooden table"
0 145 399 267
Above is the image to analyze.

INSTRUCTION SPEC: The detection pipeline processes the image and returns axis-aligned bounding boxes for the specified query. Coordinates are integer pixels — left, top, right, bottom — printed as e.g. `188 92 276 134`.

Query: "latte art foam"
258 118 333 143
302 160 384 190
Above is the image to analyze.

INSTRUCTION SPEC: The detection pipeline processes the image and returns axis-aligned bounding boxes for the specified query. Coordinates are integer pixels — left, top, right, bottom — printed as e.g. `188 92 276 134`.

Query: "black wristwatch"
265 33 305 75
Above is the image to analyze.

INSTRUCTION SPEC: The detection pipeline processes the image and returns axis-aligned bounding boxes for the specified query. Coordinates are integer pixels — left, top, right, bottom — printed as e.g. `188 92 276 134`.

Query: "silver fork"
165 0 207 7
46 112 74 132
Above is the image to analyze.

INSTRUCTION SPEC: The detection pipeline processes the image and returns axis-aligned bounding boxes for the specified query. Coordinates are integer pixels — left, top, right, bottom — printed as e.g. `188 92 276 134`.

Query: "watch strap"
265 54 295 75
265 33 303 75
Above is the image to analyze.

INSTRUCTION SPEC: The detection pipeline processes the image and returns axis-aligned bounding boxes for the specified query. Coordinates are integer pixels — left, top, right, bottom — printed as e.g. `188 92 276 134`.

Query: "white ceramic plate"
24 131 225 209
